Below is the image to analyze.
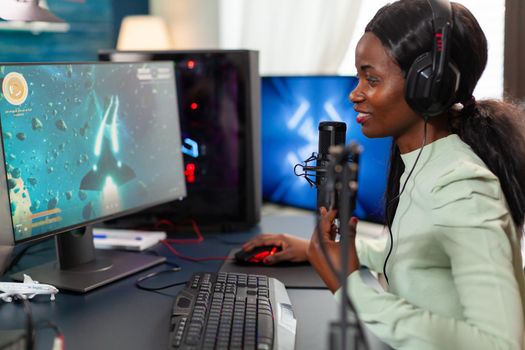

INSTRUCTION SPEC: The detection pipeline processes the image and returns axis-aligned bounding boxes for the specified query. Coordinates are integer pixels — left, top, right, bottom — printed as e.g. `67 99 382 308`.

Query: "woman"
243 1 525 348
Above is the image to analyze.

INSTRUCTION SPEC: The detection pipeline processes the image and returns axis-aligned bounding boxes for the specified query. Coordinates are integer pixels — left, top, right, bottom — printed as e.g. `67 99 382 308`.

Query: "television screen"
261 76 392 223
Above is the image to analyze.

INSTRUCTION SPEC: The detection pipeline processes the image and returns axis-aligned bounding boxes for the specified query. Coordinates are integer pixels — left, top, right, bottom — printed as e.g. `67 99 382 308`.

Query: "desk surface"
0 212 388 350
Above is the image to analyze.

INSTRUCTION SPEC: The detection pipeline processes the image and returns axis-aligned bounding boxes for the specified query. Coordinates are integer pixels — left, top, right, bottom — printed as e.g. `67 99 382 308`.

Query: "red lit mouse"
234 245 282 265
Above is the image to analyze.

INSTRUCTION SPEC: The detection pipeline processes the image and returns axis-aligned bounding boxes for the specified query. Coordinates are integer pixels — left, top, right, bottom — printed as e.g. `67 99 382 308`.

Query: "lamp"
117 15 173 50
0 0 65 22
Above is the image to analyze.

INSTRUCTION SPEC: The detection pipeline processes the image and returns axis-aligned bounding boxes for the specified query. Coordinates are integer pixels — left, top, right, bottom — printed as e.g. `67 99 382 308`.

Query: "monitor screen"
0 62 186 243
261 76 392 223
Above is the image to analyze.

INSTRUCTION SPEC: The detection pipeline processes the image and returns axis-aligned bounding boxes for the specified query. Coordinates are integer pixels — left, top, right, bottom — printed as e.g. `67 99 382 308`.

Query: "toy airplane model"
0 274 58 302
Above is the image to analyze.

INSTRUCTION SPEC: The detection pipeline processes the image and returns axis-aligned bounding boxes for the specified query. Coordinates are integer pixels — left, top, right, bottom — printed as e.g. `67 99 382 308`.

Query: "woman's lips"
356 112 371 124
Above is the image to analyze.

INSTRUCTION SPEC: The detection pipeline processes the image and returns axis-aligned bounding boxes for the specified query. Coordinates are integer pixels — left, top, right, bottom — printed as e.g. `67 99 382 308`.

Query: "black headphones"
404 0 461 119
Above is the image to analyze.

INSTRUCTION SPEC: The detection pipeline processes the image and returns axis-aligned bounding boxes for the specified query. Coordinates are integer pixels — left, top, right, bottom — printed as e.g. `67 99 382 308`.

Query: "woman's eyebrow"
359 64 374 71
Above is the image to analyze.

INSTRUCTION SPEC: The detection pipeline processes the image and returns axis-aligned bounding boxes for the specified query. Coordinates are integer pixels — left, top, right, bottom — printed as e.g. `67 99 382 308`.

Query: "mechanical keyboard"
169 272 297 350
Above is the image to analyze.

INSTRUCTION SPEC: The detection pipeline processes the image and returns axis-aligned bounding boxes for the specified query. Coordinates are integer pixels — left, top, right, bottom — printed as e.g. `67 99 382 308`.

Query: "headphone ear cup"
405 52 434 115
405 52 460 118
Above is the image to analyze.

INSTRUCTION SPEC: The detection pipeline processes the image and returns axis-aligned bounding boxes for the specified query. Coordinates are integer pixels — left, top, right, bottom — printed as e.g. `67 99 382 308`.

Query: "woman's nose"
349 87 364 104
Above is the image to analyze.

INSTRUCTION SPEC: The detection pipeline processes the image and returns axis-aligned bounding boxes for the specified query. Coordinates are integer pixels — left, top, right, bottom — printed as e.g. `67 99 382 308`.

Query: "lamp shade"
117 15 173 50
0 0 64 22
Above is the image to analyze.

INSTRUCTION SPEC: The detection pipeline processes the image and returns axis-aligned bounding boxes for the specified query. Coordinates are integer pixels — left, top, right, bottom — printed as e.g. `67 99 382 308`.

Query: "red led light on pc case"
187 60 195 69
190 102 198 110
184 163 196 183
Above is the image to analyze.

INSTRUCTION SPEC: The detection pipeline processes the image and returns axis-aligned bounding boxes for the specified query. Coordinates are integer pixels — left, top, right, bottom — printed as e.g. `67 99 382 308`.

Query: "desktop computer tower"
99 50 261 232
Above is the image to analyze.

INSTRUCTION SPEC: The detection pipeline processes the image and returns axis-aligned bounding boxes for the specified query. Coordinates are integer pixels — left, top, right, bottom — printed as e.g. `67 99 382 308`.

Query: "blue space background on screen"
261 76 392 223
0 63 185 241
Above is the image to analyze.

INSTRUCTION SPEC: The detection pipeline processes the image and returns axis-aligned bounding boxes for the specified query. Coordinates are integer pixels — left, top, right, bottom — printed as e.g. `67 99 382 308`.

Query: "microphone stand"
315 144 367 350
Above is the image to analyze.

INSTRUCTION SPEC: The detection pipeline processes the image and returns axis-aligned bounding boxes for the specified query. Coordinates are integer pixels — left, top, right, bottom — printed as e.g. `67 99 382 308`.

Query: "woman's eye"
366 77 379 85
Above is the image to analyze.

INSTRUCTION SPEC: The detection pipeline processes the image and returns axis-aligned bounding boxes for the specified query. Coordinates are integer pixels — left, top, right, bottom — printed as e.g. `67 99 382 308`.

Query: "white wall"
219 0 361 75
150 0 220 49
155 0 505 99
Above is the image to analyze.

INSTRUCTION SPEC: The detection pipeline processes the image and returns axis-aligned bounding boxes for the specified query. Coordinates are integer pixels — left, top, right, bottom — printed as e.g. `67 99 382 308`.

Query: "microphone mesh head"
318 121 346 156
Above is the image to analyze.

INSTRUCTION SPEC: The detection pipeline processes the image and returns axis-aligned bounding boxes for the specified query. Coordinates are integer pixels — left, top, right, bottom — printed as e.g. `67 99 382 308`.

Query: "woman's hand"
241 233 310 265
307 207 360 293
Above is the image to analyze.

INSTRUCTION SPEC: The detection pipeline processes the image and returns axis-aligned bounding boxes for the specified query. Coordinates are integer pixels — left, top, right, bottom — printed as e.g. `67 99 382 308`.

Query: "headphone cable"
383 120 428 284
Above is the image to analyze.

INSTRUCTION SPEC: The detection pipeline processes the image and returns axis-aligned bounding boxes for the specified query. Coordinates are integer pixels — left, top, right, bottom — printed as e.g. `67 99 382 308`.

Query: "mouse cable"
159 219 231 262
161 240 231 262
383 120 428 284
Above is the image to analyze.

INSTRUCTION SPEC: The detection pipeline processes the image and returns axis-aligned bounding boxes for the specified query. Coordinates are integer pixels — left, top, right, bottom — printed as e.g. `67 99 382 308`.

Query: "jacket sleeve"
355 235 388 273
336 163 524 350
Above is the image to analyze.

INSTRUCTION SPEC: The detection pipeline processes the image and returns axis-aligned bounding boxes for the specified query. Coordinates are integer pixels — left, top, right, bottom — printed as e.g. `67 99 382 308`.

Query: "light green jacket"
339 134 525 350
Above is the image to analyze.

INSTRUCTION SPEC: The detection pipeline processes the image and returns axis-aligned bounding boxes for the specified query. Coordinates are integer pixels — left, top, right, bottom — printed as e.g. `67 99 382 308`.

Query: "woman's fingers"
263 249 291 265
317 207 339 240
242 234 284 251
348 216 358 239
329 224 338 240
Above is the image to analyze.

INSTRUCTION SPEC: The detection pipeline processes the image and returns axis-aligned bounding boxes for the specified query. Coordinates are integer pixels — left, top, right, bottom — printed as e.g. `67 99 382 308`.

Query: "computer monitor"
261 76 392 223
0 62 186 292
98 50 260 232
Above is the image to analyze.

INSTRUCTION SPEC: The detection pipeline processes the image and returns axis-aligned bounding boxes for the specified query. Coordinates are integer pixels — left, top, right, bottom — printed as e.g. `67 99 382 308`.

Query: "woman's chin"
360 125 387 139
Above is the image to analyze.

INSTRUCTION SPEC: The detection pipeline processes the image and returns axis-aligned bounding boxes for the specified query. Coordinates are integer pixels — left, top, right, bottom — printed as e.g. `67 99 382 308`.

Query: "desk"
0 212 389 350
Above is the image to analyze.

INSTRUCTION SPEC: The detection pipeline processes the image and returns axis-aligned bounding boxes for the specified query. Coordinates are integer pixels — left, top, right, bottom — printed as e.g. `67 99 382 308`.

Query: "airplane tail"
23 274 35 284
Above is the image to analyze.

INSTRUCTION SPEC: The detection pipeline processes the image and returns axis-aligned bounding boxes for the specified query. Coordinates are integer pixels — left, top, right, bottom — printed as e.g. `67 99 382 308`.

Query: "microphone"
317 121 347 209
294 121 347 210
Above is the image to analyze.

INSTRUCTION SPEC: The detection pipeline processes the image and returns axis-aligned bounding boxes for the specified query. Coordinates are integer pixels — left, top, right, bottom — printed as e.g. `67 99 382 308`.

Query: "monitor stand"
10 226 165 293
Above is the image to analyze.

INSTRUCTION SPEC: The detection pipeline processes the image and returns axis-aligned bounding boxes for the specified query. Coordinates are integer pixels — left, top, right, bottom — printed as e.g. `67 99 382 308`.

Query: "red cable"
161 240 230 262
158 219 230 262
159 219 204 244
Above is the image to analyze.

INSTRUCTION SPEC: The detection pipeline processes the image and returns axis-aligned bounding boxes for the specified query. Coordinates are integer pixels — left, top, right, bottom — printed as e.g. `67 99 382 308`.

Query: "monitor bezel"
0 61 186 245
0 130 14 247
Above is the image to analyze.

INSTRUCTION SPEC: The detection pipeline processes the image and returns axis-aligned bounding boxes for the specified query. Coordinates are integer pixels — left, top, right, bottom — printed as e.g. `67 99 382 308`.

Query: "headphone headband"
429 0 452 90
428 0 452 31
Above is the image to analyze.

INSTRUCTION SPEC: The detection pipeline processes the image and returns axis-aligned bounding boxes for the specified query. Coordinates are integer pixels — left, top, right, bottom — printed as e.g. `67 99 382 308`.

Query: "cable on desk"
12 295 66 350
160 240 231 262
5 239 53 273
35 320 64 350
135 267 187 291
142 249 181 270
156 219 231 262
13 296 34 350
156 219 204 244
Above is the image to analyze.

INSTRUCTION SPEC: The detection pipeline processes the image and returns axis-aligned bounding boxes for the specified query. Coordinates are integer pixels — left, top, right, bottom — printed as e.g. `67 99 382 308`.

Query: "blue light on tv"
261 76 392 223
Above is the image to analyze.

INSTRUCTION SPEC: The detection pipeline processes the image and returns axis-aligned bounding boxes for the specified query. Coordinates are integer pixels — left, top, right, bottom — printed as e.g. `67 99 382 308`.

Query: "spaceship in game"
80 94 135 191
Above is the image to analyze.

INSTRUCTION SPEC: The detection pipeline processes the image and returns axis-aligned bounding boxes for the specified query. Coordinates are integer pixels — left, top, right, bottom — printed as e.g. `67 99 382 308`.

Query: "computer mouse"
234 245 282 265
